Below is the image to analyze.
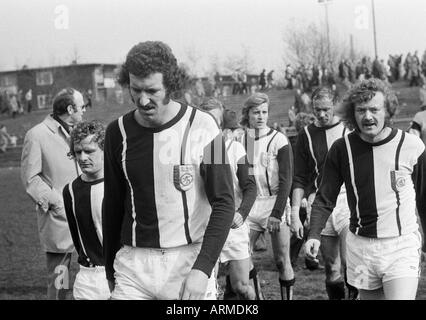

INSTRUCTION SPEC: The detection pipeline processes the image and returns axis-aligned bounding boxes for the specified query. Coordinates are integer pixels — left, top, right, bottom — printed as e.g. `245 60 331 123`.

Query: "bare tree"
223 45 255 74
182 45 203 78
283 21 366 68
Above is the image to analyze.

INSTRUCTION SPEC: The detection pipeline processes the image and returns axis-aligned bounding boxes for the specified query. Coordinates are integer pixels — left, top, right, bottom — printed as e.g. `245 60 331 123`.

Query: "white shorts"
320 191 350 237
346 230 422 290
73 265 111 300
219 222 250 263
246 196 291 232
111 244 217 300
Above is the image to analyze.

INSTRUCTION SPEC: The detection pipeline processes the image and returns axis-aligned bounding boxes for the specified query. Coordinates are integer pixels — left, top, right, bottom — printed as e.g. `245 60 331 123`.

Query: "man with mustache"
305 79 426 300
290 86 358 300
102 41 235 300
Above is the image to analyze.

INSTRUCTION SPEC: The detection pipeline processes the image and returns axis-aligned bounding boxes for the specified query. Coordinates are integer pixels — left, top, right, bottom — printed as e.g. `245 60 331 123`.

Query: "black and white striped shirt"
293 121 347 192
242 128 293 220
63 176 104 267
103 104 235 280
309 128 426 241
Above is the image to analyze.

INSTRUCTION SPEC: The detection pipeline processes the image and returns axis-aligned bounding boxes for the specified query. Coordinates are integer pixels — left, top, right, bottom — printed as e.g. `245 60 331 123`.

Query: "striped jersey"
63 176 104 267
225 139 257 220
242 128 293 220
103 103 235 280
309 128 426 241
293 121 347 192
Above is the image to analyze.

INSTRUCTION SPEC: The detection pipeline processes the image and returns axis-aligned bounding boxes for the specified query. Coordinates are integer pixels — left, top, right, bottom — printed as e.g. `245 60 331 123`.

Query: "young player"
241 93 295 300
63 120 110 299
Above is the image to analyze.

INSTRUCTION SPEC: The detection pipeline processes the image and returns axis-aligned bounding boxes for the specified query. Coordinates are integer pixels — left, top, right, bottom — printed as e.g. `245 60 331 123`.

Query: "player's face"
74 135 103 177
313 97 334 127
248 103 269 129
70 91 86 125
354 91 386 139
129 72 169 123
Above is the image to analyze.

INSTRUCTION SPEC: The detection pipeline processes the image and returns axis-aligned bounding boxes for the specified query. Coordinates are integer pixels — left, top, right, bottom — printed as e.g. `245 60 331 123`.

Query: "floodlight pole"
371 0 378 58
325 2 331 63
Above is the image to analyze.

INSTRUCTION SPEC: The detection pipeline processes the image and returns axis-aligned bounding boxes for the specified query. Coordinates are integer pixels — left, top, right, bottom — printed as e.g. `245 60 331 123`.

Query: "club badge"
173 164 195 192
390 170 406 192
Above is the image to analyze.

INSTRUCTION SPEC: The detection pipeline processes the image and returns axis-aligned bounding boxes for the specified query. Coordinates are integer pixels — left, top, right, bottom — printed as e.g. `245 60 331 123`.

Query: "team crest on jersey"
173 164 195 192
390 170 407 192
260 152 273 168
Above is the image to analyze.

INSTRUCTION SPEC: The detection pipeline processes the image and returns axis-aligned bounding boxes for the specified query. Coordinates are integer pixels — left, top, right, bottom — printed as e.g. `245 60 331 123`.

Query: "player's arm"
102 121 126 283
270 142 293 221
291 131 315 225
235 154 257 224
194 133 235 276
306 142 343 257
413 149 426 252
20 130 62 213
62 184 83 257
181 133 234 300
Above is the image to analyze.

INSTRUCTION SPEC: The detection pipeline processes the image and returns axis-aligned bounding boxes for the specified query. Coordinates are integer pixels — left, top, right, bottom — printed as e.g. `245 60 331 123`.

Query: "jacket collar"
42 115 70 138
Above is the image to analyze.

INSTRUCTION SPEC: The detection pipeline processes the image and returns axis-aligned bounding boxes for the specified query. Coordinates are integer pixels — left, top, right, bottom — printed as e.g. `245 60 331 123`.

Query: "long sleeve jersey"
309 129 426 249
103 104 235 280
63 176 105 267
225 139 257 220
243 128 293 220
293 122 347 192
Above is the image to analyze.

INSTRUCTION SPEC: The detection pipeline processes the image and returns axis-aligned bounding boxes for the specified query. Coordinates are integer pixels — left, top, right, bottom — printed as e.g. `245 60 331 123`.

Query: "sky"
1 0 426 76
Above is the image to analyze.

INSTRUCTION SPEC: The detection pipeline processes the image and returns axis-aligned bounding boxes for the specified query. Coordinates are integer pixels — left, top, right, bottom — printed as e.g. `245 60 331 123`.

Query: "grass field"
1 83 425 300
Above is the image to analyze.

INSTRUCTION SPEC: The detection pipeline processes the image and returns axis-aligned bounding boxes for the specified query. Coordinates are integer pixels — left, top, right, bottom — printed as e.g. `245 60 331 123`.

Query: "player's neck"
81 169 104 182
359 126 392 144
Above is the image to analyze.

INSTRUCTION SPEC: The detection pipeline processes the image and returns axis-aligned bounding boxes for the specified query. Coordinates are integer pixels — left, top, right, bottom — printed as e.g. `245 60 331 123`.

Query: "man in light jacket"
21 87 86 300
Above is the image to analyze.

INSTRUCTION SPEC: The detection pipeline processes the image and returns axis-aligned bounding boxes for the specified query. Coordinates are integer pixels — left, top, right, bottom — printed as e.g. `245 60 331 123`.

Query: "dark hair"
337 78 398 131
52 87 77 116
240 92 269 127
69 120 105 157
117 41 186 95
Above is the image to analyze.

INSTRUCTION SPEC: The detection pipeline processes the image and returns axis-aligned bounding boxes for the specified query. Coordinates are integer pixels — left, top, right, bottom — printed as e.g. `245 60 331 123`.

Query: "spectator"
20 87 86 300
25 89 33 113
0 124 11 153
259 69 266 91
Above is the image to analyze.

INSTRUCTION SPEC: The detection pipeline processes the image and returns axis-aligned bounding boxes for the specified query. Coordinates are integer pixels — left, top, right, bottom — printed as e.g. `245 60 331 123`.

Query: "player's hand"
305 238 321 260
179 269 208 300
267 216 281 233
290 207 304 239
231 212 244 229
108 280 115 293
300 198 308 209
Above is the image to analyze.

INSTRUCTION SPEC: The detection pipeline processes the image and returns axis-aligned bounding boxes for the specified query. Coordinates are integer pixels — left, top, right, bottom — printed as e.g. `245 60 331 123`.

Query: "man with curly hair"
305 79 426 300
21 87 86 300
103 41 235 300
290 86 358 300
62 120 110 300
